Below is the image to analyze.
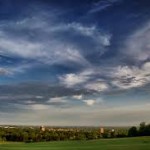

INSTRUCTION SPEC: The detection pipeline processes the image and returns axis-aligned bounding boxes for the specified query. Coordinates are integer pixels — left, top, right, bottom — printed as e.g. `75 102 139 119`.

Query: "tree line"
0 122 149 142
128 122 150 137
0 127 99 142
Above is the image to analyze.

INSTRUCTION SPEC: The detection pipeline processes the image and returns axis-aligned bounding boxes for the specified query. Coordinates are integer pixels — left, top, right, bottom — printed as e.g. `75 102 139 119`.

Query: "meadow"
0 136 150 150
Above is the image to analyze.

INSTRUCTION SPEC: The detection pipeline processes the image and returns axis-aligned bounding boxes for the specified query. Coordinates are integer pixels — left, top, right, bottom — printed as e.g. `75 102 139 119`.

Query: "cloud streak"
123 22 150 61
89 0 122 14
0 15 111 69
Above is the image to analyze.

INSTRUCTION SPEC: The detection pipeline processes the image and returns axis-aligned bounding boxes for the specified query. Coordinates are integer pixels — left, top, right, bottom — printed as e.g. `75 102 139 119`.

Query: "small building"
40 126 45 132
100 127 104 134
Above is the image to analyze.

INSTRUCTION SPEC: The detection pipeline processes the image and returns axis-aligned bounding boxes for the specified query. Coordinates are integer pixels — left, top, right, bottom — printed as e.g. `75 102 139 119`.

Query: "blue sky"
0 0 150 126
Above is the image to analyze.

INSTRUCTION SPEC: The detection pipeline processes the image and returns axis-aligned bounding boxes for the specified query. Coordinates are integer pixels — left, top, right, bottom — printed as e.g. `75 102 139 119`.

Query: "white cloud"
30 104 49 110
0 30 89 73
59 73 90 87
82 97 103 106
60 60 150 90
111 63 150 89
123 22 150 61
83 99 96 106
59 74 81 87
72 95 83 100
48 97 67 103
35 96 43 99
0 35 43 58
59 69 96 87
143 62 150 70
53 47 89 66
85 81 108 92
59 68 110 92
89 0 120 14
66 23 111 47
47 22 111 47
0 15 111 68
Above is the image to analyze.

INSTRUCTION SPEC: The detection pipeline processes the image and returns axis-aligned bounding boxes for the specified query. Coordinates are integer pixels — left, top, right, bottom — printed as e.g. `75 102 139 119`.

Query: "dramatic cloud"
0 15 111 70
111 62 150 89
0 0 150 126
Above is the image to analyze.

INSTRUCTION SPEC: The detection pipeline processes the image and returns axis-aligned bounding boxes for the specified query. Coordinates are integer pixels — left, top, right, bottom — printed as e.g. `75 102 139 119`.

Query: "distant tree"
140 122 146 130
139 122 146 136
128 126 138 137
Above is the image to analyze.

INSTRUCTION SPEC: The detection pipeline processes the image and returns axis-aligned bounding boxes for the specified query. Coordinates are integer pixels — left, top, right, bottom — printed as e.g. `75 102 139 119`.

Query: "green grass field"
0 137 150 150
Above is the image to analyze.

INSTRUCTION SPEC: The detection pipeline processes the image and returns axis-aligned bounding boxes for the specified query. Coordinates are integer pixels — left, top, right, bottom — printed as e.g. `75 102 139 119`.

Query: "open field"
0 137 150 150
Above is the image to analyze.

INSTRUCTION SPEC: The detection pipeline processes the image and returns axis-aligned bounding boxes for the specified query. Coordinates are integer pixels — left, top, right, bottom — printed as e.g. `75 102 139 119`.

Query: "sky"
0 0 150 126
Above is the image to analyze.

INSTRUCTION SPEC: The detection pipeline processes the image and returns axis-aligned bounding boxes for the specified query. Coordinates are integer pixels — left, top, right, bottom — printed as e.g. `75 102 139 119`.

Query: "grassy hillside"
0 137 150 150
